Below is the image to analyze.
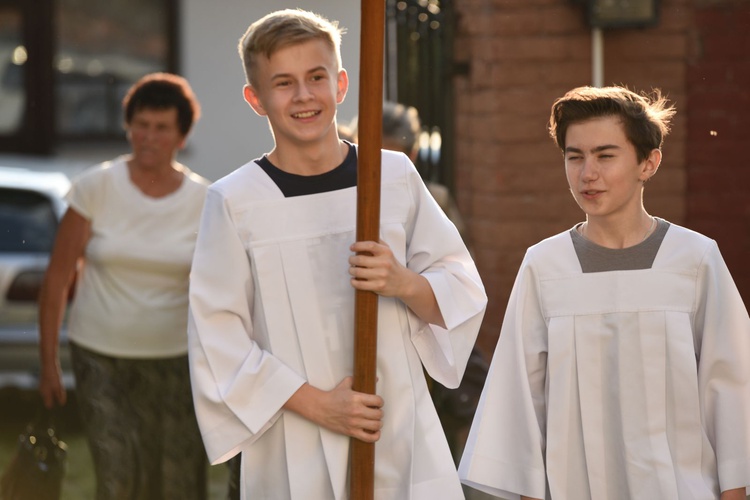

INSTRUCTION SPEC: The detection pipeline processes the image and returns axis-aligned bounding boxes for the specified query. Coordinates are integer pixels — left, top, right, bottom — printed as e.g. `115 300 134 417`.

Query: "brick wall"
686 2 750 302
452 0 693 355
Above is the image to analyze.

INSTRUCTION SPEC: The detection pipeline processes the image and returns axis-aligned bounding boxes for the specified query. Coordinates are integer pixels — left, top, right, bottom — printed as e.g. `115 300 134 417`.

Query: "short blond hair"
238 9 344 86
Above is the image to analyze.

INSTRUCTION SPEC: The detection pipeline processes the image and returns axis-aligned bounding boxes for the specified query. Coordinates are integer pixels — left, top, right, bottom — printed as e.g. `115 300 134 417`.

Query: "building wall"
686 1 750 302
0 1 362 183
452 0 694 355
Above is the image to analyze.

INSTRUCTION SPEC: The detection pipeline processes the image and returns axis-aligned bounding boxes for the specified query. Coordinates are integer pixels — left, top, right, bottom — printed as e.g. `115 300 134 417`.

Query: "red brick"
648 167 687 194
687 61 738 88
490 141 561 167
465 113 550 144
471 36 501 63
693 5 748 34
488 10 545 36
541 61 593 87
701 33 750 61
497 116 556 142
660 141 687 170
540 5 588 34
466 115 499 142
488 62 546 88
485 88 563 117
647 193 686 224
467 89 504 115
472 219 572 251
659 4 693 32
605 61 685 91
470 192 577 221
488 0 561 8
460 14 500 37
488 34 591 62
688 192 749 218
687 163 744 191
606 32 690 60
472 247 528 277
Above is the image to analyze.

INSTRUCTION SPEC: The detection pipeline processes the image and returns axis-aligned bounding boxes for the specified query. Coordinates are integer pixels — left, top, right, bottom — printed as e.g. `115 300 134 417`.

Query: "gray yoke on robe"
460 223 750 500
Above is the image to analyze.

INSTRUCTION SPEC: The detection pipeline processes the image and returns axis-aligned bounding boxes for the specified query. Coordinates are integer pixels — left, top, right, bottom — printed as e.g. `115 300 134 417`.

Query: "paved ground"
0 387 499 499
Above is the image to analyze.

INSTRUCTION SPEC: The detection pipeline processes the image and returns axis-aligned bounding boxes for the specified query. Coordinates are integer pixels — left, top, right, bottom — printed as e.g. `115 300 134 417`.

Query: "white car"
0 166 74 388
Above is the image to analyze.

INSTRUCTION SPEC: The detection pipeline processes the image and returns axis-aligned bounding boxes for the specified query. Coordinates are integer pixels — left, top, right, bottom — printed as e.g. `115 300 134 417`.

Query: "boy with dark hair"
187 9 486 499
459 86 750 500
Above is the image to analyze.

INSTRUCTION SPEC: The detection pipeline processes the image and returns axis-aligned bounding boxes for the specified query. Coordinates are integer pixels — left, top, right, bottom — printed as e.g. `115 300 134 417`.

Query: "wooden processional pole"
350 1 385 498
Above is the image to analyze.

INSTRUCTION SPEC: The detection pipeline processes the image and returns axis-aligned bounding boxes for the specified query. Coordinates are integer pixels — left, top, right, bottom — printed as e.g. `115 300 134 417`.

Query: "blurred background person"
38 73 210 500
351 100 467 239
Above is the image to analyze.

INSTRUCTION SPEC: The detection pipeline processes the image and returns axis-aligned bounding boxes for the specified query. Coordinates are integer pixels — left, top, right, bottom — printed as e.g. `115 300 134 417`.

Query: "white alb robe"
188 150 486 500
459 224 750 500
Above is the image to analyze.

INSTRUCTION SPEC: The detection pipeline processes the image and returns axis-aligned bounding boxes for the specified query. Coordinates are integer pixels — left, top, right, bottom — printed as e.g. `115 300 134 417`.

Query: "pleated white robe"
188 150 486 500
459 224 750 500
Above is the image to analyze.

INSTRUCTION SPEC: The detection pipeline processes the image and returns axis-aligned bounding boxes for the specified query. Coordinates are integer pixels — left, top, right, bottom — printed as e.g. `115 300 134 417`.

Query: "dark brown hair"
122 72 200 136
549 86 675 163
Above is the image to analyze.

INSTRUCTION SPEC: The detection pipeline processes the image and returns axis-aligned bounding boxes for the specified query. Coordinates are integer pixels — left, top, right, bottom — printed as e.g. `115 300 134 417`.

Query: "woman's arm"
38 207 90 408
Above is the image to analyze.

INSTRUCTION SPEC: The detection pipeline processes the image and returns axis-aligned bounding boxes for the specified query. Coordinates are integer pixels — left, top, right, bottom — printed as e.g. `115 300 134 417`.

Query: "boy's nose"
294 83 314 101
581 158 599 180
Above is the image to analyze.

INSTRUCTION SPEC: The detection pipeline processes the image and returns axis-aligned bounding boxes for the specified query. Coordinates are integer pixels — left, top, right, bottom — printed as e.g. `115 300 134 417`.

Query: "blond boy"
188 9 486 499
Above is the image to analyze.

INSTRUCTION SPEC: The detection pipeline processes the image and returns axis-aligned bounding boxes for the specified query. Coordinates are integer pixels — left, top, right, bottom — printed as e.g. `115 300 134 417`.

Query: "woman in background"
38 73 210 500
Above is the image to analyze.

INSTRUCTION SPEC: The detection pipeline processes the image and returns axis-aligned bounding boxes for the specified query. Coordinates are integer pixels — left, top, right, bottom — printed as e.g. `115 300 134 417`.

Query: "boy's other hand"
285 377 384 443
720 488 746 500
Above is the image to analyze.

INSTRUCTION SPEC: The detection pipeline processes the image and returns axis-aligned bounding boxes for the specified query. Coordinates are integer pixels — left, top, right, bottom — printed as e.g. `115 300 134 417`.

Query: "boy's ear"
243 84 267 117
639 148 661 183
336 69 349 105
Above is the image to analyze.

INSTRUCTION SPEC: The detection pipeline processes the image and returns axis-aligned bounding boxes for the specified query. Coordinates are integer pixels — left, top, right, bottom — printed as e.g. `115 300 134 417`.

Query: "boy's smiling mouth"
293 110 320 119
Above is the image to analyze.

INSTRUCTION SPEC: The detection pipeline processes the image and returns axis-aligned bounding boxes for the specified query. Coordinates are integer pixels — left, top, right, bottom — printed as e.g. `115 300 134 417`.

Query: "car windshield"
0 188 58 253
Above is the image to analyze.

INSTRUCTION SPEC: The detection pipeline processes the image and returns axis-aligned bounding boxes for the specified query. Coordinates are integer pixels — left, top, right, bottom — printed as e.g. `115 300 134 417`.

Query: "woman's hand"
39 361 67 408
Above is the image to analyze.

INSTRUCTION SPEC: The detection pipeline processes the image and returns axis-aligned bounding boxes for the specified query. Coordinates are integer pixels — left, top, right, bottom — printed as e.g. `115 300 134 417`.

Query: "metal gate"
385 0 455 189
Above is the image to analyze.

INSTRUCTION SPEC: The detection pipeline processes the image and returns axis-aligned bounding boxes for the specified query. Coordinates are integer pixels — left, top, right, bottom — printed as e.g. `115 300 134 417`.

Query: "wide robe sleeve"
694 241 750 493
397 159 487 389
187 187 306 464
458 249 549 500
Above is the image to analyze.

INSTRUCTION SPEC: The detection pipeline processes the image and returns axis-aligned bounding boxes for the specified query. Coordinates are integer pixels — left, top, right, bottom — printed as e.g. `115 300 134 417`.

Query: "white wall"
181 1 361 181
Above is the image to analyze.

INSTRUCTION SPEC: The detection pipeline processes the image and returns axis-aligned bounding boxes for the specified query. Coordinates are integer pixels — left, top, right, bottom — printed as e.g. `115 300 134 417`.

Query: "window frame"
0 0 179 155
0 0 54 154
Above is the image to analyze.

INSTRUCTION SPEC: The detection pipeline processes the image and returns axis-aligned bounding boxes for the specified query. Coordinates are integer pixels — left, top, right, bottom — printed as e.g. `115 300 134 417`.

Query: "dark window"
0 188 58 253
0 0 177 155
0 6 24 137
